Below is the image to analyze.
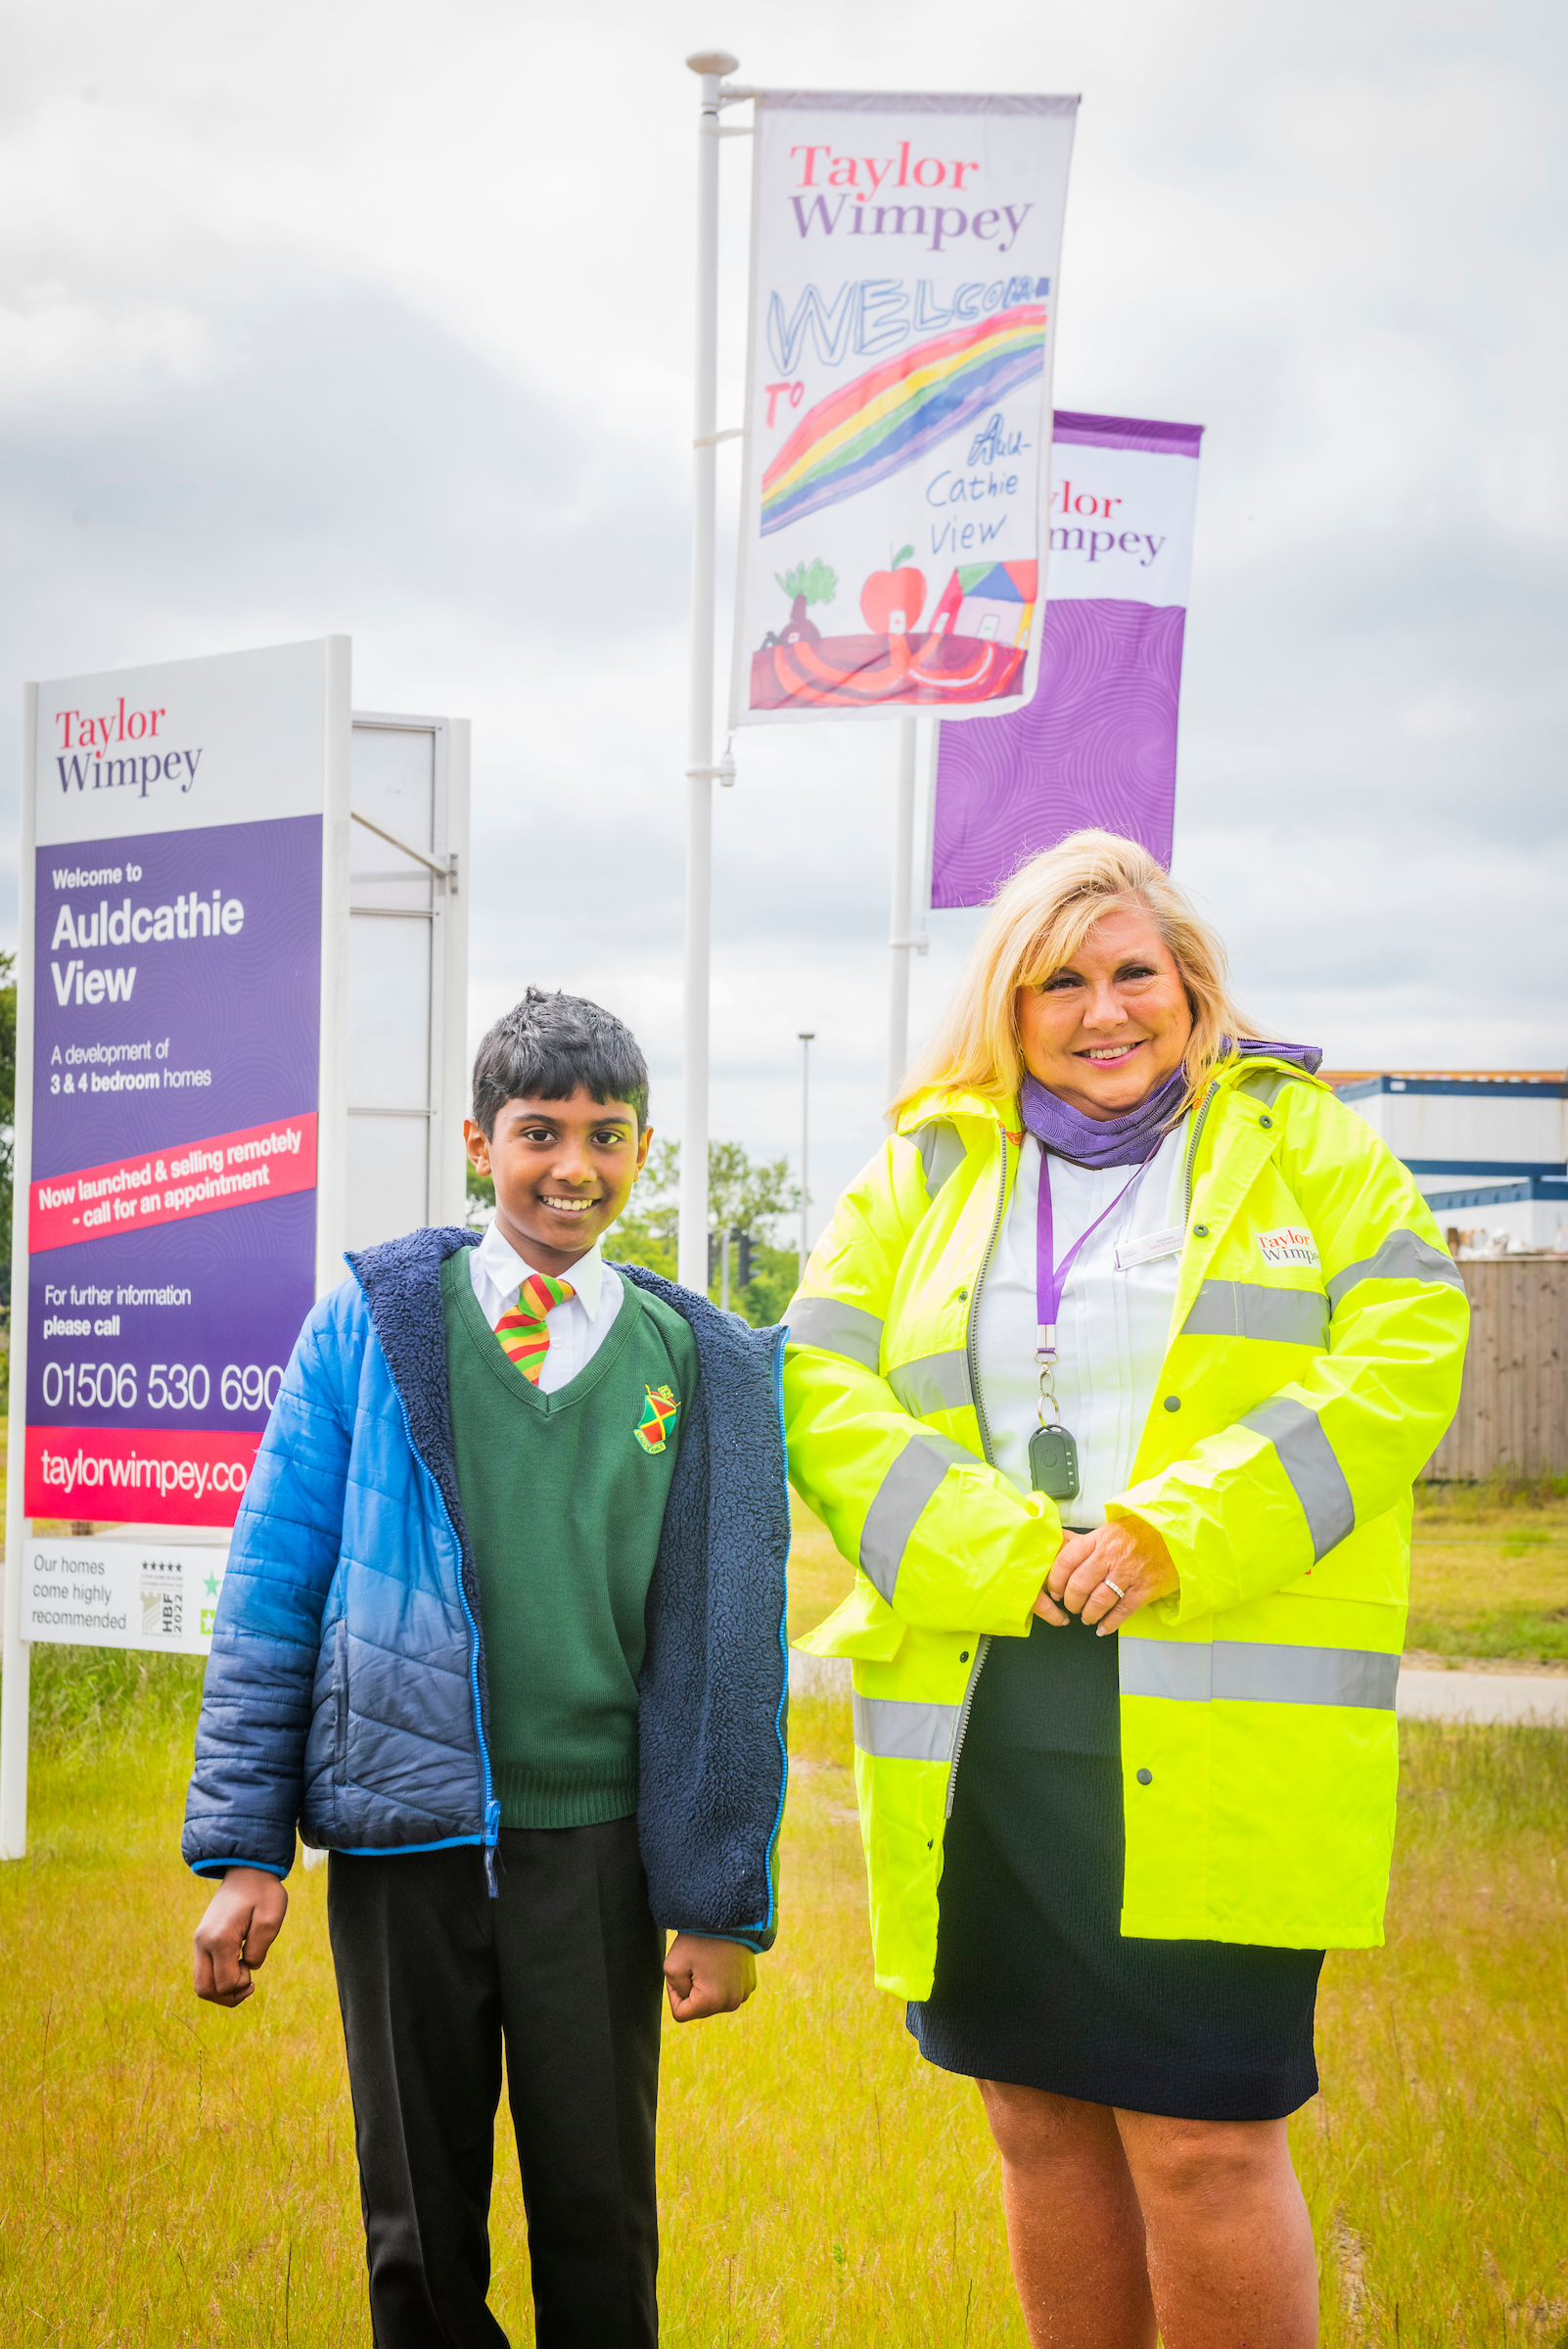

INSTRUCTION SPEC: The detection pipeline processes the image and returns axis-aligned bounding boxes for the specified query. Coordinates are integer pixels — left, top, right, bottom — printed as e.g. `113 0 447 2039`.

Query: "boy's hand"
193 1867 289 2007
663 1932 757 2023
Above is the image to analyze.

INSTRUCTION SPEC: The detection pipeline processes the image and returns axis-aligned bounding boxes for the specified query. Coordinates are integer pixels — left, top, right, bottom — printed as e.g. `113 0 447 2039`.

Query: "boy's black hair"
471 987 650 1136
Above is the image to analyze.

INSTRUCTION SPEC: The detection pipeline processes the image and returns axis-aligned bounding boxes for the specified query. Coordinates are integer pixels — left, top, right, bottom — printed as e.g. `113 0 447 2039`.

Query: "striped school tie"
495 1272 576 1385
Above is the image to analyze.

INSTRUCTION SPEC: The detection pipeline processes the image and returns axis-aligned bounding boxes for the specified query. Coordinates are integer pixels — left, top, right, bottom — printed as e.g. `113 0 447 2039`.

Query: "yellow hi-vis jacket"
784 1055 1469 1999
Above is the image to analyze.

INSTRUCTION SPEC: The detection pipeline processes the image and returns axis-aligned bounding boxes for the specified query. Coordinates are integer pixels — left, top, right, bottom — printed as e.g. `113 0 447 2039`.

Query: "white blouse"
972 1120 1191 1530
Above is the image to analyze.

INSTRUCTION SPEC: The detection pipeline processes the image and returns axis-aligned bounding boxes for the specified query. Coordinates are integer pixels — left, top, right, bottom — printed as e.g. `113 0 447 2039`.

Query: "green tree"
465 1158 495 1226
613 1138 800 1324
612 1136 679 1279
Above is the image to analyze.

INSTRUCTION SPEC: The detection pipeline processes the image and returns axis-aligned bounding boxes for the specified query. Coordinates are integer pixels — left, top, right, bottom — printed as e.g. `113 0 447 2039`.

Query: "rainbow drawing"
761 303 1046 537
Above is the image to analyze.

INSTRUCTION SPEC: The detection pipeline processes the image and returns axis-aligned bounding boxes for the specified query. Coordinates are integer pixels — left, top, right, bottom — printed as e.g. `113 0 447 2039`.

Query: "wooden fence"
1425 1256 1568 1479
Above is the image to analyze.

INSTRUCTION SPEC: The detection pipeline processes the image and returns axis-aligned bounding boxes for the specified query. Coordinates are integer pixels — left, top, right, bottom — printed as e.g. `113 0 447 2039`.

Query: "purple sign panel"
25 643 330 1528
931 410 1203 905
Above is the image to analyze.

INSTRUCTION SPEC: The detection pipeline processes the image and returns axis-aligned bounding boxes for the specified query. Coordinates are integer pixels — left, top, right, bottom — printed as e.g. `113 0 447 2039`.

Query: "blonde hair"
893 829 1256 1122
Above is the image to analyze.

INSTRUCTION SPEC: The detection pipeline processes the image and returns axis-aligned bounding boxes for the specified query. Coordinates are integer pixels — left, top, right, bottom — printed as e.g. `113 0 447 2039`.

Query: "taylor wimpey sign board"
931 410 1203 904
24 1534 230 1653
21 641 329 1648
731 91 1078 726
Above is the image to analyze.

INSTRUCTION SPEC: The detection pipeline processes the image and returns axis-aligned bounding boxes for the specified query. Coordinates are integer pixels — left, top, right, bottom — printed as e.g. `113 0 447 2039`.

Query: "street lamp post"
798 1031 814 1277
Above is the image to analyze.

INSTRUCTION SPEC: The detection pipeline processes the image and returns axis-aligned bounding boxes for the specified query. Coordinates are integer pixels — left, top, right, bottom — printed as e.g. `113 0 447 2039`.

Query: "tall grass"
0 1654 1564 2344
1407 1483 1568 1663
1415 1468 1568 1519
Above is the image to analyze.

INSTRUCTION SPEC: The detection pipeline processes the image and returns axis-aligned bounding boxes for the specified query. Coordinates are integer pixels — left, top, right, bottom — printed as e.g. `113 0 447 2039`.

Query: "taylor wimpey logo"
54 702 203 801
1051 477 1168 570
1257 1226 1321 1270
787 141 1034 255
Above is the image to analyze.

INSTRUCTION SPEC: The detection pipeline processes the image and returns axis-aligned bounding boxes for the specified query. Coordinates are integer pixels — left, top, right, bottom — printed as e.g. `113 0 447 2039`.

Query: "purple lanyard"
1035 1141 1148 1364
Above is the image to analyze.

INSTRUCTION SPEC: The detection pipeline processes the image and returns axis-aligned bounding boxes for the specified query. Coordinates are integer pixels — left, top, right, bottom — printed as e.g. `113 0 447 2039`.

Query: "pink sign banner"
29 1111 318 1254
930 409 1203 905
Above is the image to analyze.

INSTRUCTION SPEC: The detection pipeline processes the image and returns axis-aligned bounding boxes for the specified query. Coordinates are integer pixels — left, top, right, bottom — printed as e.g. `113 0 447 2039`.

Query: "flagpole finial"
686 49 739 74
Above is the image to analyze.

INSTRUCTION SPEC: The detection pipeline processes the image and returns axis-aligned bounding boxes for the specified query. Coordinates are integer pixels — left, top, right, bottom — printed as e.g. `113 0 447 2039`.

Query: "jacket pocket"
333 1619 348 1789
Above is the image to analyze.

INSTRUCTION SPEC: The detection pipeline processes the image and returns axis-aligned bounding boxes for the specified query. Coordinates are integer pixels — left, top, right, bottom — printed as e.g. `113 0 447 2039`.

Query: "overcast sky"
3 0 1563 1240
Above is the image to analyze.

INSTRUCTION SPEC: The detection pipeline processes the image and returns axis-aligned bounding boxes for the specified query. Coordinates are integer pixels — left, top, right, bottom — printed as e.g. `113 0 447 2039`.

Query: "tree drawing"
773 558 838 607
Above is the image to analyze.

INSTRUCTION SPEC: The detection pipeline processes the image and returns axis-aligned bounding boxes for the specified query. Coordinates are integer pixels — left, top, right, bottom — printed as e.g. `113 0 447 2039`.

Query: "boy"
184 988 790 2348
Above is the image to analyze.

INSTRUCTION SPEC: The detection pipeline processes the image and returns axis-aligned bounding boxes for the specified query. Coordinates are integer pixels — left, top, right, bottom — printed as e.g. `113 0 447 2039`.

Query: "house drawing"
929 561 1038 648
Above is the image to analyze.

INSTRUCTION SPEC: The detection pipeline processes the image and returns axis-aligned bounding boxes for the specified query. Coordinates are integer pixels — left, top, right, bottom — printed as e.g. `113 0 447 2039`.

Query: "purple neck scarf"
1020 1038 1322 1170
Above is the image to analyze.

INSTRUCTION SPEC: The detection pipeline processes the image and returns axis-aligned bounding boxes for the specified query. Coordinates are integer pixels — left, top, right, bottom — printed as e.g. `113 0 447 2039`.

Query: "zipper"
332 1618 348 1788
945 1127 1011 1818
383 1350 501 1896
1183 1083 1219 1219
964 1129 1008 1471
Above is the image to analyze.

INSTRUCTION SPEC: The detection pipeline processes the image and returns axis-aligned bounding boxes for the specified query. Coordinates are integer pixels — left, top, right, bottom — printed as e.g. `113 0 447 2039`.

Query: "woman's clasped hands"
1034 1514 1179 1635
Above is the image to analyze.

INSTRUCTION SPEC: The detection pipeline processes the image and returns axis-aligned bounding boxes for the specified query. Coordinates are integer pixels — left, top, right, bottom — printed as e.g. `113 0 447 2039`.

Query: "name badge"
1115 1224 1184 1270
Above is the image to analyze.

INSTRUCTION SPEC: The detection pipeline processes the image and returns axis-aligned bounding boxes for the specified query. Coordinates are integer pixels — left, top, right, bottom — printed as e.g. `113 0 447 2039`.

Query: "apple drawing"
861 546 926 636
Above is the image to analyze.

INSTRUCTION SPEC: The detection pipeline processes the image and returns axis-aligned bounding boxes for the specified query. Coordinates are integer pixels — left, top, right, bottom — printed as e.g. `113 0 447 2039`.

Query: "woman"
785 832 1467 2349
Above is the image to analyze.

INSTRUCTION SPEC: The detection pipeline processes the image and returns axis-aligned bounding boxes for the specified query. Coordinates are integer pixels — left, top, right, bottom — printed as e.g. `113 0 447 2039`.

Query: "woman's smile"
1076 1040 1148 1066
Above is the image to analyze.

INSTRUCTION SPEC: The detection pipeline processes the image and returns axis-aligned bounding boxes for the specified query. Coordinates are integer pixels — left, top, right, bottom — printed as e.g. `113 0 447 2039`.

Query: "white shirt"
972 1119 1190 1529
468 1221 623 1395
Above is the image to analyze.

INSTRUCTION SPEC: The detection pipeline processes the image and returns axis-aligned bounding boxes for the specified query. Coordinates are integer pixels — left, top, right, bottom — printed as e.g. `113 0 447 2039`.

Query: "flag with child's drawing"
729 89 1078 726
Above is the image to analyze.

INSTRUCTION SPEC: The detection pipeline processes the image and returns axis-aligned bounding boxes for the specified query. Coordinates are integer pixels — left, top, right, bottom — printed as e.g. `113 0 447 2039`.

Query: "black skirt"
907 1612 1323 2122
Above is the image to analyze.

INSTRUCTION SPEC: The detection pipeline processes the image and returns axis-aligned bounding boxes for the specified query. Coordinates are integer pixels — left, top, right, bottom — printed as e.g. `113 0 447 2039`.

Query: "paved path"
1395 1667 1568 1725
789 1651 1568 1725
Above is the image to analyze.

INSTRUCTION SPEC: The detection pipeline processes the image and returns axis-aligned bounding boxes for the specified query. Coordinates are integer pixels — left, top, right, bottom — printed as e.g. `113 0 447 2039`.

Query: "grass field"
1408 1481 1568 1663
1 1502 1566 2346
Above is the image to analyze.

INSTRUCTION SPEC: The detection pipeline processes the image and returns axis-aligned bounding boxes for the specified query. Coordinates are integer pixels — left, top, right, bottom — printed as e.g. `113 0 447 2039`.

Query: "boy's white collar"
475 1219 603 1314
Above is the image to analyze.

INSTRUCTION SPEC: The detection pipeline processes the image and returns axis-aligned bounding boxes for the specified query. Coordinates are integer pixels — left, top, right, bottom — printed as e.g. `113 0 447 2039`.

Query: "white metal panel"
345 1114 432 1255
346 714 469 1251
350 722 436 858
437 722 471 1226
1343 1088 1568 1167
349 917 432 1112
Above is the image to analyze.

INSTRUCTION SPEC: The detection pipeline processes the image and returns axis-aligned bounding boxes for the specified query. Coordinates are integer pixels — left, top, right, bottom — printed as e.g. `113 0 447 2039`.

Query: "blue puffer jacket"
182 1226 792 1950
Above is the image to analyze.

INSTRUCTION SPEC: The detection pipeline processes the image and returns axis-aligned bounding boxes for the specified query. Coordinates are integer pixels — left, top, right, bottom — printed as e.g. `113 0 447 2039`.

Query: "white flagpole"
885 714 930 1109
677 49 737 1292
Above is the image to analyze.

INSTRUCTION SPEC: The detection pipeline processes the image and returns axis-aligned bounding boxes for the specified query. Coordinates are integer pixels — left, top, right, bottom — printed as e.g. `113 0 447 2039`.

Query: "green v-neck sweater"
440 1250 699 1830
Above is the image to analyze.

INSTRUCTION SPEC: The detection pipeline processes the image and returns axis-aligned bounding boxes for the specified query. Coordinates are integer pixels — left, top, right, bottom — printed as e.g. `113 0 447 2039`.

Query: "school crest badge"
633 1383 680 1455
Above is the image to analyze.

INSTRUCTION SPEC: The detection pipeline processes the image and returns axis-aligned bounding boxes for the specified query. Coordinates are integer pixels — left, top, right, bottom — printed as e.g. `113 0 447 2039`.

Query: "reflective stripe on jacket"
783 1057 1468 1998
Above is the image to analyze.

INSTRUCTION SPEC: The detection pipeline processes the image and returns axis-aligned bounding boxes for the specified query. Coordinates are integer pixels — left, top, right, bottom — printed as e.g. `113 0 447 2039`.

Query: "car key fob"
1030 1423 1081 1502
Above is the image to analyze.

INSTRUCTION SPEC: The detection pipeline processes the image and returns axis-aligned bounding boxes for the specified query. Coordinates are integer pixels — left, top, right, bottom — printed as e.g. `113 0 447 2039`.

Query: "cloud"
0 0 1562 1244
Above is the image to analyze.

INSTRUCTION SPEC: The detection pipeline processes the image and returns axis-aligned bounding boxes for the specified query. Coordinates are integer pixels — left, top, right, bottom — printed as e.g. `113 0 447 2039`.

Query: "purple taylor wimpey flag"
930 410 1203 905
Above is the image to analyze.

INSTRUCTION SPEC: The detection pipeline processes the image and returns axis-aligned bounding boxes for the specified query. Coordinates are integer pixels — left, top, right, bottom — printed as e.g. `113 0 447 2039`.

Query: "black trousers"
328 1819 664 2349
